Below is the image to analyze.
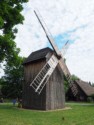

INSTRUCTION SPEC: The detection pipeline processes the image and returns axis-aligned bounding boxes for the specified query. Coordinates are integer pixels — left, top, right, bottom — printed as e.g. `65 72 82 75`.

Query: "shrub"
87 97 94 102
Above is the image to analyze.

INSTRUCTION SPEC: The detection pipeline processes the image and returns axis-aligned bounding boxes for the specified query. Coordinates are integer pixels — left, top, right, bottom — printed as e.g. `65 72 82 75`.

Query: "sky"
1 0 94 83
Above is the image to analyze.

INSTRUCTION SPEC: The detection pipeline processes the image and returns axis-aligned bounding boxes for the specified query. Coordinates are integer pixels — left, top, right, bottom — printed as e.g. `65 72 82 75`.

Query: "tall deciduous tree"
0 0 28 98
0 0 28 63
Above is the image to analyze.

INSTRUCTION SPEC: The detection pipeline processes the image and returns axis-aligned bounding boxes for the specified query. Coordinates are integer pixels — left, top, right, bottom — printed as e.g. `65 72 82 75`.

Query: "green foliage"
64 77 69 93
64 74 79 93
0 0 28 63
0 0 28 98
0 34 17 62
87 97 94 102
0 0 28 34
0 16 4 28
1 56 25 98
71 74 79 81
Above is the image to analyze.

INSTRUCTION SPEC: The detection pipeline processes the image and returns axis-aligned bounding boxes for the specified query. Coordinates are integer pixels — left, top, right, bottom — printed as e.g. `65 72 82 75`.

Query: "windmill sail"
34 10 70 75
62 41 70 56
34 10 78 96
34 10 61 56
30 54 58 94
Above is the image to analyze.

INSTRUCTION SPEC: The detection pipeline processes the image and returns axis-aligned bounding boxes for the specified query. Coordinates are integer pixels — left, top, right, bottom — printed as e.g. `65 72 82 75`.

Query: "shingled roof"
23 47 53 64
76 80 94 96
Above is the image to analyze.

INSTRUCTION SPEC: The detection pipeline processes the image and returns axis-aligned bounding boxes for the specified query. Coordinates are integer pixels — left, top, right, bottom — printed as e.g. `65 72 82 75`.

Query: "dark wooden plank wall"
46 64 65 110
23 55 65 110
22 59 46 110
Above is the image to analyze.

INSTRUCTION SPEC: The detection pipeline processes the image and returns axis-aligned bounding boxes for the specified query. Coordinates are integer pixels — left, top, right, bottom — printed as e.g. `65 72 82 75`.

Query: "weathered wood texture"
22 59 46 110
22 55 65 110
46 64 65 110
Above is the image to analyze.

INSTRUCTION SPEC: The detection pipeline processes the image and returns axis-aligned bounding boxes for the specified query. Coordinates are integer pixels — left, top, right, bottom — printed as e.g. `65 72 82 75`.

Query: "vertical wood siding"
46 64 65 110
23 57 65 110
22 59 46 110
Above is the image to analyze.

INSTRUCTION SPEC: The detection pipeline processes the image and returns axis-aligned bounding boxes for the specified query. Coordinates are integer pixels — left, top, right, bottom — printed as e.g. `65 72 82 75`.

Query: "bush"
87 97 94 102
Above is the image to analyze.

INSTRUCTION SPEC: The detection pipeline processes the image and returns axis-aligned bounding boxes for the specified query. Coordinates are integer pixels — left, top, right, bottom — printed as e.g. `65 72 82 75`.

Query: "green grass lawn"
0 102 94 125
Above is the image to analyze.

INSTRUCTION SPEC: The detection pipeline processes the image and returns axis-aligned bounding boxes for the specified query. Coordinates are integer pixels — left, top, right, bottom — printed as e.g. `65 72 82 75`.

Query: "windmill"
61 41 70 56
30 10 78 96
22 10 78 110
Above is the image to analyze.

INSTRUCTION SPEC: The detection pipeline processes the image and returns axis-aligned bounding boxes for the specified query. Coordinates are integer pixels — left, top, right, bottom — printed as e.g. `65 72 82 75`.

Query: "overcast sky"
1 0 94 83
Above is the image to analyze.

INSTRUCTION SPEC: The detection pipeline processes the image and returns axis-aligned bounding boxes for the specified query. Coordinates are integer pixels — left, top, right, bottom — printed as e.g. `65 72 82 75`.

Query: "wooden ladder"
30 55 58 94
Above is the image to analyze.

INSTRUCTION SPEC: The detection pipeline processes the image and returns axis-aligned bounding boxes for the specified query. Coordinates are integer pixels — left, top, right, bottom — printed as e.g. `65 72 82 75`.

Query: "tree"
0 0 28 98
0 0 28 63
1 54 25 98
71 74 80 81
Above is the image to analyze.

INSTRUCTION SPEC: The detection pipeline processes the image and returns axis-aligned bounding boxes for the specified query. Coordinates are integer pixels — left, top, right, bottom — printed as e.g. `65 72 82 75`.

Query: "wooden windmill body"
23 48 65 110
22 10 78 110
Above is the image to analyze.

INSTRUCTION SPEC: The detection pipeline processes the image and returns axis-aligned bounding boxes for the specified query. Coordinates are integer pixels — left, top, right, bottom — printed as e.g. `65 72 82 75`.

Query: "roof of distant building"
76 80 94 96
